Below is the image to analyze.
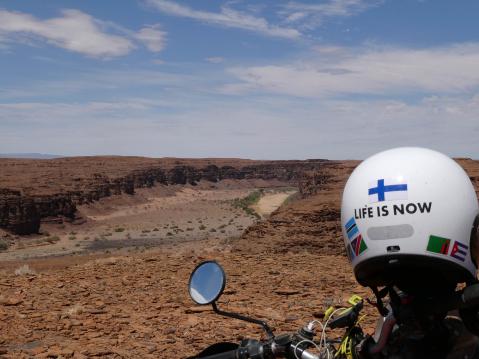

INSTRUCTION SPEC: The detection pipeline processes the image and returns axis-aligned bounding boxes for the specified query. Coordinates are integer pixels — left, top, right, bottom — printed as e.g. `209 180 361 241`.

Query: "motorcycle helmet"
341 147 479 291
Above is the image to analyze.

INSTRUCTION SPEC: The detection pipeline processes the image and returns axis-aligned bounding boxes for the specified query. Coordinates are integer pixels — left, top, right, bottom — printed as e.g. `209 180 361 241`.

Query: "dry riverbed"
0 184 297 261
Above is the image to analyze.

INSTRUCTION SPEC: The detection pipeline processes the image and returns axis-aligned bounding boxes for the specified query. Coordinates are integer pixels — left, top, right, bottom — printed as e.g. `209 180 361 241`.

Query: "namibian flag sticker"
426 235 451 255
351 234 368 257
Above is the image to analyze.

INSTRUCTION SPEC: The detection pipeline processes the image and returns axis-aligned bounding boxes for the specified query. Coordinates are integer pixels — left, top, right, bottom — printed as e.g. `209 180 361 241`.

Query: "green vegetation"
0 239 8 251
199 224 206 230
46 236 60 244
231 190 262 219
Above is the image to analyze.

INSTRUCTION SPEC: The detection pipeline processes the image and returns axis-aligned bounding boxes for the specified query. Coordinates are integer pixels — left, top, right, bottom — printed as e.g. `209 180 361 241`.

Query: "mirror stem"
212 302 274 339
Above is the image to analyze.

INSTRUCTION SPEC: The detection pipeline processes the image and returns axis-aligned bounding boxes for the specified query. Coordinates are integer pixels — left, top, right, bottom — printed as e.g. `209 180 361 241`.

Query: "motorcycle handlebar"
198 348 245 359
196 342 321 359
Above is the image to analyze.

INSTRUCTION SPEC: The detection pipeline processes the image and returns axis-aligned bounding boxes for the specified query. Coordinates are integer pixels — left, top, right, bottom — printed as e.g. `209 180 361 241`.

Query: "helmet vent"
387 245 400 253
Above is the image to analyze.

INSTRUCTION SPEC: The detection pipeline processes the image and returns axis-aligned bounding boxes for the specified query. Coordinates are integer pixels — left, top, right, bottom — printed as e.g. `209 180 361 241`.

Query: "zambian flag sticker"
427 235 451 255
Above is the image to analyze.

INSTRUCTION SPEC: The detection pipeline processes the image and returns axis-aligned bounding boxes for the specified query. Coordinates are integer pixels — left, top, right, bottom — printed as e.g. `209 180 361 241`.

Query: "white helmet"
341 147 479 291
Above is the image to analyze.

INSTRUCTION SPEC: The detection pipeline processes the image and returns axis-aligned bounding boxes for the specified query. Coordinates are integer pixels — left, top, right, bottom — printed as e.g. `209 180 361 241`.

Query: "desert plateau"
0 156 476 358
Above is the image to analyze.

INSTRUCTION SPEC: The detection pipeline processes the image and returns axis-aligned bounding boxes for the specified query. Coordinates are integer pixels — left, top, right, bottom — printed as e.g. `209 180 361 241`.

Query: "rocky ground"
0 157 477 358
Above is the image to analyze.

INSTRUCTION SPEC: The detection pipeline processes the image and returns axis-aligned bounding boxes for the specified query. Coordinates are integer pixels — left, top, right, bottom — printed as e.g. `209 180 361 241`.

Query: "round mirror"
188 261 226 305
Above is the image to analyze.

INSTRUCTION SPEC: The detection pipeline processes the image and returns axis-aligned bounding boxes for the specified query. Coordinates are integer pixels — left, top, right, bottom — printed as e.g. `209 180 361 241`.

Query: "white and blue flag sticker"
368 178 408 203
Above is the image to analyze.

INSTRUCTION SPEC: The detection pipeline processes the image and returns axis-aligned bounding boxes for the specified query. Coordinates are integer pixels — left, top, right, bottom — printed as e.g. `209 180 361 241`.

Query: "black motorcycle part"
328 301 363 329
460 306 479 337
188 342 239 358
212 302 274 339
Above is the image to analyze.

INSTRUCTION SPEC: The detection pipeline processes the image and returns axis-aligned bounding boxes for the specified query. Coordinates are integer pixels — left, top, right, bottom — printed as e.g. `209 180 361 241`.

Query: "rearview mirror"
188 261 226 305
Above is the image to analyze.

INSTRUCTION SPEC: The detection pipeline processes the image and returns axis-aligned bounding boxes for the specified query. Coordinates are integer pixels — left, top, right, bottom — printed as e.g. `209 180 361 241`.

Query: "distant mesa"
0 153 62 159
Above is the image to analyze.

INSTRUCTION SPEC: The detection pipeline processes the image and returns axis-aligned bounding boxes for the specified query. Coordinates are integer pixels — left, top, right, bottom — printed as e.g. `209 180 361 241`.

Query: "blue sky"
1 0 478 159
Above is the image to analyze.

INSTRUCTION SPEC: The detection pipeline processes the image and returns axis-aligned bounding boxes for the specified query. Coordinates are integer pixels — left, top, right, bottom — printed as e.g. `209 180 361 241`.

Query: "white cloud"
206 56 224 64
136 25 166 52
224 43 479 98
0 9 168 58
0 9 134 57
279 0 381 29
145 0 301 39
1 94 478 159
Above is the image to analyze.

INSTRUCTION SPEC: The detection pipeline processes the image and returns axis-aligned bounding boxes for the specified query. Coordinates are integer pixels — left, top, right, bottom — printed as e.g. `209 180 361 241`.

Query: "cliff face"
3 156 477 236
0 159 330 235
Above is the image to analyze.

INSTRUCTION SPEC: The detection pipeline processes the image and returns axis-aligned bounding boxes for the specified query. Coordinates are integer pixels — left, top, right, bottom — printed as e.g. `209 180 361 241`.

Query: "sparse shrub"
69 231 77 235
114 227 125 233
199 225 206 230
186 227 194 231
0 240 8 251
218 224 226 229
210 228 217 232
142 229 151 233
46 236 60 244
68 235 76 240
83 236 90 240
104 232 113 237
187 220 192 223
15 264 36 276
167 232 173 236
231 191 261 219
75 243 81 247
220 229 226 233
153 228 159 232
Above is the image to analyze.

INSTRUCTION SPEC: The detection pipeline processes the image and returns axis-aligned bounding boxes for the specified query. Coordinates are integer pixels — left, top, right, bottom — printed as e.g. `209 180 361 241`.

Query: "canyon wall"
0 159 330 234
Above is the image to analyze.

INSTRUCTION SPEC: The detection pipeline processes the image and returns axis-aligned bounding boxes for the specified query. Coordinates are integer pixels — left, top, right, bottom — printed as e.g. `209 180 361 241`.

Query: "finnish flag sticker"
368 178 408 203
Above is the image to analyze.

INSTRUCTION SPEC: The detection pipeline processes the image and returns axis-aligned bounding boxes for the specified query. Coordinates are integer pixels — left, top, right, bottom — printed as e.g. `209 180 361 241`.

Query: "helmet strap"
367 286 389 316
